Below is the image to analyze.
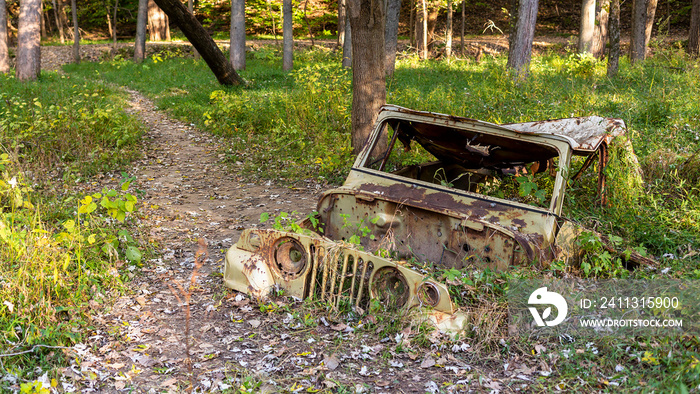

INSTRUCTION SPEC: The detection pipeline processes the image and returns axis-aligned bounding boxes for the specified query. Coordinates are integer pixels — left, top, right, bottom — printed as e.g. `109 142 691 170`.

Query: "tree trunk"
384 0 400 77
187 0 199 57
591 0 609 58
71 0 79 63
103 0 112 38
408 0 414 47
607 0 620 77
112 0 118 56
507 0 538 80
460 0 464 55
52 0 64 43
0 0 9 73
17 0 41 81
347 0 386 156
341 13 351 67
152 0 244 85
417 0 427 59
302 0 314 47
282 0 292 70
230 0 245 70
148 0 169 41
644 0 657 47
690 0 700 56
445 0 452 57
629 0 647 63
134 0 147 62
40 0 46 38
337 0 345 47
578 0 595 53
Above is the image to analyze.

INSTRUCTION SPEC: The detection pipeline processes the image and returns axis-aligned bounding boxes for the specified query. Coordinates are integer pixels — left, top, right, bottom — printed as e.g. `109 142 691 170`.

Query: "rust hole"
371 267 409 309
272 237 307 279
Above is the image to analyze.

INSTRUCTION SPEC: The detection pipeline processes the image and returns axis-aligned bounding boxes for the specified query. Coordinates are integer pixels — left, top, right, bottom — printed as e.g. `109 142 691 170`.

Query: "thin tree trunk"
460 0 464 56
112 0 118 56
385 0 400 76
40 0 46 38
408 0 414 47
445 0 452 57
71 0 79 63
282 0 292 70
148 0 169 41
303 0 314 47
690 0 700 56
134 0 147 62
59 1 70 39
629 0 647 63
52 0 64 43
341 13 351 67
607 0 620 77
506 0 538 80
578 0 595 53
103 0 112 38
337 0 345 47
152 0 244 85
230 0 245 70
0 0 9 73
417 0 427 59
347 0 386 156
45 2 53 34
17 0 41 81
266 0 277 45
591 0 609 58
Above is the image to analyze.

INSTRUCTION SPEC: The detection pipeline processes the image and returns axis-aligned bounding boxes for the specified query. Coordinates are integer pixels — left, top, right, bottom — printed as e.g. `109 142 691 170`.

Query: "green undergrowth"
0 73 146 383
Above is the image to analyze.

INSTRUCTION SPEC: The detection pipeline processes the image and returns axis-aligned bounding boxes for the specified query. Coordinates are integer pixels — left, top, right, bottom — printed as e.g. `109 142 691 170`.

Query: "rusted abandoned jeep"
224 105 632 330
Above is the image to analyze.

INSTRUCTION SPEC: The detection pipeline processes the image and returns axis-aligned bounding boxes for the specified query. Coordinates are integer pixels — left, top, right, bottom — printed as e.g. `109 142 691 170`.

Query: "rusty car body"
223 105 629 331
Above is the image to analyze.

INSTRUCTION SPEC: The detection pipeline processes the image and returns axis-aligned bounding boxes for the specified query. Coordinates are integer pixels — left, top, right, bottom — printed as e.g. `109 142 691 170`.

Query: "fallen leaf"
421 356 436 369
323 354 340 371
135 296 147 307
161 378 177 387
114 380 126 390
249 319 261 328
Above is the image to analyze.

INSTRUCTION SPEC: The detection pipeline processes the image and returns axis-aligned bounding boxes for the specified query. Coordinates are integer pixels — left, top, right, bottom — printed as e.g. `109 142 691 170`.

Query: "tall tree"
629 0 647 63
341 14 351 67
690 0 700 56
40 1 45 38
591 0 609 58
134 0 147 62
148 0 170 41
230 0 245 70
644 0 657 47
578 0 595 53
282 0 292 70
460 0 464 55
337 0 345 47
17 0 41 81
347 0 386 155
0 0 8 73
417 0 427 58
507 0 538 79
606 0 620 76
445 0 452 57
152 0 244 85
384 0 400 76
51 0 64 43
71 0 79 63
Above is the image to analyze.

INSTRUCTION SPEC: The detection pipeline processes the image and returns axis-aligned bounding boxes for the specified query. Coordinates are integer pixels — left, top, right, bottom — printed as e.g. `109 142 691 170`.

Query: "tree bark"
188 0 199 57
71 0 79 63
408 0 414 47
591 0 609 58
230 0 245 70
507 0 538 80
134 0 147 62
17 0 41 81
52 0 64 43
0 0 9 73
417 0 427 59
148 0 170 41
629 0 647 63
384 0 400 76
282 0 292 70
578 0 595 53
341 13 351 67
152 0 244 85
337 0 345 47
445 0 452 57
644 0 657 47
40 0 46 38
607 0 620 77
690 0 700 56
103 0 113 38
460 0 464 56
347 0 386 155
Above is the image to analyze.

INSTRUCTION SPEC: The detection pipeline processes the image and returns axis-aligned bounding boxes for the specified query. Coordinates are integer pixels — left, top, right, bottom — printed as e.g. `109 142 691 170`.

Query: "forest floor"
53 86 533 394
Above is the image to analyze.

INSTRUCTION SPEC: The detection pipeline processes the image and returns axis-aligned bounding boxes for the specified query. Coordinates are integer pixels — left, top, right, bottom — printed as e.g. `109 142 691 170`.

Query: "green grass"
0 72 145 385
